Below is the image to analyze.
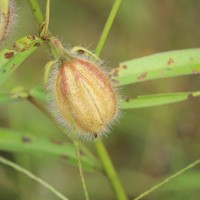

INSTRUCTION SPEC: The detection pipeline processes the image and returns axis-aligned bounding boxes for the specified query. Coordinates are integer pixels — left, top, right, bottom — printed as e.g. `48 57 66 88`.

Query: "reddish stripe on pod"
74 58 117 121
76 59 107 81
52 57 118 137
60 64 68 102
73 58 115 94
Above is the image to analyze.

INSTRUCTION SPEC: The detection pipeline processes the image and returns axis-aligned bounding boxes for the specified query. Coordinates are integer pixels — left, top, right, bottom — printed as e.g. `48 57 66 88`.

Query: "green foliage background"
0 0 200 200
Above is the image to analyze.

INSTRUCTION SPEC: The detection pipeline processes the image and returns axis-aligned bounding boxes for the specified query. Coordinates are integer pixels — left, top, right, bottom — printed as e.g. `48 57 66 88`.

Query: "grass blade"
0 156 69 200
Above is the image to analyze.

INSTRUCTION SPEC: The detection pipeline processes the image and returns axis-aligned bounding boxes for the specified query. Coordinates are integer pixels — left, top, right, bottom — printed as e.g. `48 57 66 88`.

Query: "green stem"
95 0 122 56
27 0 44 26
44 0 50 38
134 159 200 200
0 156 69 200
94 0 127 200
94 140 127 200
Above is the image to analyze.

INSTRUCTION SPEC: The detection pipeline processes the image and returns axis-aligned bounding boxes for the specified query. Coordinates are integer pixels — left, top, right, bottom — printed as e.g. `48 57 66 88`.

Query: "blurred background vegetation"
1 0 200 199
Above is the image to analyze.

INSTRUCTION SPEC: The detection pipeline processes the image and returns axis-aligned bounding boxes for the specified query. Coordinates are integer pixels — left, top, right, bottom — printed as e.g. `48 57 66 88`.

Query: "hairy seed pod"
0 0 16 45
47 54 119 140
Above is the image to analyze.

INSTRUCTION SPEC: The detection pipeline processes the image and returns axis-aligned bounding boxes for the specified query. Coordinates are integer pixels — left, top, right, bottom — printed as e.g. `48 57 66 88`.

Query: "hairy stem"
134 159 200 200
0 156 69 200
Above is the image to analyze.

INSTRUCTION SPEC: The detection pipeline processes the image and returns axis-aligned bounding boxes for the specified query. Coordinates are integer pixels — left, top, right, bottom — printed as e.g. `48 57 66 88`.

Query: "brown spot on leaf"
192 69 200 74
167 58 174 65
22 136 31 143
137 72 148 80
27 35 36 41
123 96 129 102
12 43 20 51
2 69 6 73
61 155 68 160
51 139 63 145
190 57 194 61
4 52 14 59
122 65 127 69
34 43 40 47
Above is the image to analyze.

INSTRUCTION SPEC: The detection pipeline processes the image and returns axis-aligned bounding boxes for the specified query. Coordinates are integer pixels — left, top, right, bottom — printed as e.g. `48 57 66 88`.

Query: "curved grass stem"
95 0 122 57
134 159 200 200
0 156 69 200
73 139 90 200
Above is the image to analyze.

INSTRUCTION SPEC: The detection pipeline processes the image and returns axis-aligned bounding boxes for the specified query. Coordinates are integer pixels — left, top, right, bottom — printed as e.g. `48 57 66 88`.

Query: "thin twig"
73 139 90 200
134 159 200 200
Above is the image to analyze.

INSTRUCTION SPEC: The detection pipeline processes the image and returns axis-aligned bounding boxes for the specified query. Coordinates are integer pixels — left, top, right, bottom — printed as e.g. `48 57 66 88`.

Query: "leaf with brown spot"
0 128 101 172
4 51 14 59
114 48 200 86
121 91 200 109
0 36 43 85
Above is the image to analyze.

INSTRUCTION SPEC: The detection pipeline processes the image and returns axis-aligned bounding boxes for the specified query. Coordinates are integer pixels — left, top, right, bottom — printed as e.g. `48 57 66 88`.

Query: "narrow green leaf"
111 48 200 86
0 128 101 172
0 35 43 84
1 87 200 110
121 91 200 109
28 87 200 109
